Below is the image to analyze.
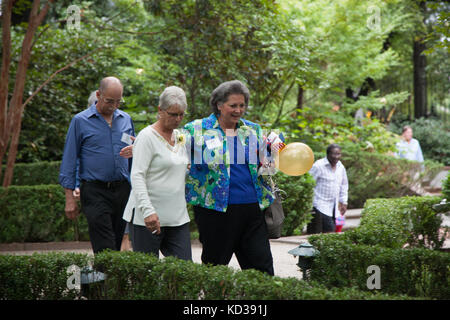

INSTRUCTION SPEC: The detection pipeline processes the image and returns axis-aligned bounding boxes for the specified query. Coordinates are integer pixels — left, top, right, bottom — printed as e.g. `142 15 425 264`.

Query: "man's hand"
144 214 161 235
120 136 135 158
339 203 347 216
64 189 80 220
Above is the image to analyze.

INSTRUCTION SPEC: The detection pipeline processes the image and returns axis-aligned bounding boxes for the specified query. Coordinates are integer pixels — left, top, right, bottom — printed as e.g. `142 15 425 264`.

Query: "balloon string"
269 176 287 200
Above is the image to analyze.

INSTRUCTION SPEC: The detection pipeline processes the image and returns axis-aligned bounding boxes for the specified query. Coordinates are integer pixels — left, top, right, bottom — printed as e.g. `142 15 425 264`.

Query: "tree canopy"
0 0 448 184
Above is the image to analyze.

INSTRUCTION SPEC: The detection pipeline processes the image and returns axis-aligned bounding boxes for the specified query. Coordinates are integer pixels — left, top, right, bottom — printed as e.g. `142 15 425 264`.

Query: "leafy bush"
0 185 89 242
0 251 412 300
308 233 450 299
340 150 444 208
272 172 315 236
5 161 60 186
357 196 446 249
442 173 450 200
0 252 90 300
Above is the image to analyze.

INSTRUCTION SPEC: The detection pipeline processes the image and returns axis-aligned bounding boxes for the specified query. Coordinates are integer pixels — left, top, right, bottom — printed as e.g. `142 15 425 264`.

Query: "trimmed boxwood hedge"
308 233 450 299
0 185 89 242
307 196 449 299
0 251 414 300
355 196 446 249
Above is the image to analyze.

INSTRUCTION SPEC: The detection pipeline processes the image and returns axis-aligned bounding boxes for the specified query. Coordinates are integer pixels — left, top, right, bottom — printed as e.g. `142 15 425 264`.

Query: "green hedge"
273 172 315 236
5 161 60 186
307 196 449 299
0 185 89 242
0 251 413 300
340 150 444 208
308 233 450 299
0 252 90 300
355 196 446 249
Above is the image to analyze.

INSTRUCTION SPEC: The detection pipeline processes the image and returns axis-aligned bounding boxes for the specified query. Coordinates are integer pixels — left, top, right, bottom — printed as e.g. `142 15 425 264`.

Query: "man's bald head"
99 77 123 93
96 77 124 116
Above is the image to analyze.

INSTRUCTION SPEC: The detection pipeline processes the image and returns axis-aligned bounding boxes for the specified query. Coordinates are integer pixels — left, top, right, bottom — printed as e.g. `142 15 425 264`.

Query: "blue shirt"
59 104 135 189
395 138 424 163
227 136 258 205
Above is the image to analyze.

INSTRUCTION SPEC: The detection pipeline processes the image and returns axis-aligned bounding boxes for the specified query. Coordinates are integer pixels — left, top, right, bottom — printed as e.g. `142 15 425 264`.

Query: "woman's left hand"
144 214 161 235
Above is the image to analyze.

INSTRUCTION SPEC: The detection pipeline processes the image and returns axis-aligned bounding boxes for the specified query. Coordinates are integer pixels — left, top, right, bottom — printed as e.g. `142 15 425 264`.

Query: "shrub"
309 150 443 209
357 196 446 249
5 161 61 186
442 173 450 200
0 251 412 300
340 150 443 208
0 185 89 242
0 252 90 300
308 233 450 299
272 172 315 236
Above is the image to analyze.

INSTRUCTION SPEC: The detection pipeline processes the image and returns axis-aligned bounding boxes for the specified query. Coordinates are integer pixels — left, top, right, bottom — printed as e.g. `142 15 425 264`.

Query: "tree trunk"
413 1 427 119
0 0 14 166
297 85 304 109
0 0 54 187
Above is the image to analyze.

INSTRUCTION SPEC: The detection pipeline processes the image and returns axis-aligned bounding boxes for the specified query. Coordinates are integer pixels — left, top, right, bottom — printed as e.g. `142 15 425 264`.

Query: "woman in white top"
123 86 191 260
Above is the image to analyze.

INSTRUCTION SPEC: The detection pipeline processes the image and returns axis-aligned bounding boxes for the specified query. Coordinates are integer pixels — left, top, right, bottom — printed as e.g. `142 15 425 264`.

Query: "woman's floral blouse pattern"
184 113 274 212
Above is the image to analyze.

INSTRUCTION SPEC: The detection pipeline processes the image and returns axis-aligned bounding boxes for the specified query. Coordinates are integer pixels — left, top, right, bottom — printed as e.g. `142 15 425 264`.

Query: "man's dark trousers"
307 207 336 234
80 180 131 254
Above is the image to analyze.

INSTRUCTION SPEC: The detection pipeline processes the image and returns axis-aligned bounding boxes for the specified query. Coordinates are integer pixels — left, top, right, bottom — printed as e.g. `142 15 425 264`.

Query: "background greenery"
2 0 447 166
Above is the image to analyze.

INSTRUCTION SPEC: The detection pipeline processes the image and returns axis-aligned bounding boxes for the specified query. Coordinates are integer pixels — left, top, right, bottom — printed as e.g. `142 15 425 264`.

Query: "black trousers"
307 207 336 234
131 222 192 261
80 180 131 254
194 203 274 276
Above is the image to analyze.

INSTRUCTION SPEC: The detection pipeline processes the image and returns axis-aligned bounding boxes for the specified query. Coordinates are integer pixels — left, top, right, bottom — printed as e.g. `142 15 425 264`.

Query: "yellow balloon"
275 142 314 176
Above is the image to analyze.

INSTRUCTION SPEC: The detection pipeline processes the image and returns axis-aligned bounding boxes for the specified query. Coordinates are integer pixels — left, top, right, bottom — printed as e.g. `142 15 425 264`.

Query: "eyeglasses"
101 95 124 106
165 110 185 118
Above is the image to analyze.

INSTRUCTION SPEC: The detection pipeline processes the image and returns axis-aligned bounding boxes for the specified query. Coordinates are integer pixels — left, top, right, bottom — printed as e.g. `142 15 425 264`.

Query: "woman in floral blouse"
123 86 191 260
184 80 274 275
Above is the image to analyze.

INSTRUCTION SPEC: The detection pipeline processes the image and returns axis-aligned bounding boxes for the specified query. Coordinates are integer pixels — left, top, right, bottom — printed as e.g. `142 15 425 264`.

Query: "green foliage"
12 17 117 162
443 173 450 200
271 172 315 236
389 117 450 165
307 195 448 298
0 251 412 300
281 105 400 156
340 150 444 208
357 196 445 249
309 234 450 299
0 252 90 300
3 161 60 185
0 185 89 242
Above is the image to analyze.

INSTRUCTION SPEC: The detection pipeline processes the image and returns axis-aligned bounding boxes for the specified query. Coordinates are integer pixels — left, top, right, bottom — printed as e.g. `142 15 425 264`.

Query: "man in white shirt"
307 144 348 234
395 125 424 163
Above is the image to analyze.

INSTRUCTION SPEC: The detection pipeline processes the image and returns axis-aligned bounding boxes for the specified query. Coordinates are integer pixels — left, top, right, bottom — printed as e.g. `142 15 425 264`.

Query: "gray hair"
210 80 250 115
87 91 98 107
159 86 187 111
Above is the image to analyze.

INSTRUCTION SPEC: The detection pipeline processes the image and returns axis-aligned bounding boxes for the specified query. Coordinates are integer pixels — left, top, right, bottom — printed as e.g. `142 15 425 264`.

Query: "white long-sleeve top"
123 126 190 227
309 157 348 217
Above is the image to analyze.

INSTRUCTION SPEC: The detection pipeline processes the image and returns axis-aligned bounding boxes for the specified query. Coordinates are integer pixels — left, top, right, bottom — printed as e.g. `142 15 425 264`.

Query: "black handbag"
264 178 285 239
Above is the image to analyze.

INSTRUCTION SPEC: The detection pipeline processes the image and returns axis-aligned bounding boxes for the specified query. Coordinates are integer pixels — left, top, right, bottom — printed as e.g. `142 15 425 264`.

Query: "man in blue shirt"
59 77 135 253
